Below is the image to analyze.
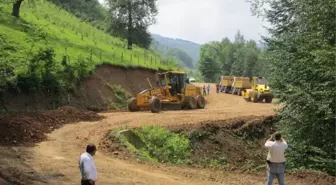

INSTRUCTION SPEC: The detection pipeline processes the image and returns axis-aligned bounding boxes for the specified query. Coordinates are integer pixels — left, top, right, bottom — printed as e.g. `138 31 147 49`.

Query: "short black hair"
274 132 282 140
86 144 96 153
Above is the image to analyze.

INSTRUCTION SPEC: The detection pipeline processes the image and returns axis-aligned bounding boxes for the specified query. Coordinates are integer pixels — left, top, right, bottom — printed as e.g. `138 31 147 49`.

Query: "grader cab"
128 71 206 113
241 77 274 103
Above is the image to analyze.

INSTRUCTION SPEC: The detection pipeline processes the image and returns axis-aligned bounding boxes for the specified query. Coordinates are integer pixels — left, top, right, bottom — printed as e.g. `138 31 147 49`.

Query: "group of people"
78 131 288 185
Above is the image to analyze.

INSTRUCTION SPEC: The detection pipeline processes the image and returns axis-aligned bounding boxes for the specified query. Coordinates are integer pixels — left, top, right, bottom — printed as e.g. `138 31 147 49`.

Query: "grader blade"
161 103 182 110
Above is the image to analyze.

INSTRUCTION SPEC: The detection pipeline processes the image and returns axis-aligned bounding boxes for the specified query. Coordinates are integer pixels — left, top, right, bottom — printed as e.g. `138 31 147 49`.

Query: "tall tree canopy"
197 31 264 82
106 0 158 49
248 0 336 175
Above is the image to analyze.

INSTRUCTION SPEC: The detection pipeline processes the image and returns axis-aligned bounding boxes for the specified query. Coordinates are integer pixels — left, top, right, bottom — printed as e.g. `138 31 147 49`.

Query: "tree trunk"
12 0 23 18
127 1 133 50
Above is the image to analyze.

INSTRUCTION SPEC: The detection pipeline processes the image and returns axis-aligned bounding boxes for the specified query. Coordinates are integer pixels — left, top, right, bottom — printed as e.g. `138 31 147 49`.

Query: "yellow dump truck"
231 77 251 96
220 76 234 93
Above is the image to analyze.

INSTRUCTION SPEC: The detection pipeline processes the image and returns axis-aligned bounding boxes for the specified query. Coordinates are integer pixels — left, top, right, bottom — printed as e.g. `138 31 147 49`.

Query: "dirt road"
21 84 317 185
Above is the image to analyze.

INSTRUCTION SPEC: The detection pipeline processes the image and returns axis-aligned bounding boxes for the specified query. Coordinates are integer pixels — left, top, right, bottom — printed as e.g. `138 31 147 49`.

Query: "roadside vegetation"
112 117 274 171
0 0 178 112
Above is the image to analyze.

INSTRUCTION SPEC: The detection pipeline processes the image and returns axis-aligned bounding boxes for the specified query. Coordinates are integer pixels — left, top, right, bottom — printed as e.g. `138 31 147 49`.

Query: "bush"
134 125 190 164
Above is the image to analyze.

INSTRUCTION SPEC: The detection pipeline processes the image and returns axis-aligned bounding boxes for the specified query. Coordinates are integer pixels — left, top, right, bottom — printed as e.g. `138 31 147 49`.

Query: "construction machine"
241 77 274 103
220 76 234 93
128 71 206 113
231 77 251 96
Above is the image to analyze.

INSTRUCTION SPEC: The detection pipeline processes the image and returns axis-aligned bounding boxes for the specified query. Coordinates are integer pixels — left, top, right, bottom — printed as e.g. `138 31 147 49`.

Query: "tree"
12 0 23 17
198 44 221 82
247 0 336 175
0 0 25 18
107 0 158 50
198 31 264 80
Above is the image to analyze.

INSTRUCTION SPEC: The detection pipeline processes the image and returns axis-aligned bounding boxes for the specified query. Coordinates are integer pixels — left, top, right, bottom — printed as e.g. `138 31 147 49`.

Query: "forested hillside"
151 34 201 66
151 38 194 68
198 31 265 82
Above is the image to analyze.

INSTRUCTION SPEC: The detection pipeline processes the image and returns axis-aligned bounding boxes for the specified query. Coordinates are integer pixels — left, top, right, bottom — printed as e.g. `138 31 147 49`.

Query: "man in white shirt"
79 144 98 185
264 132 288 185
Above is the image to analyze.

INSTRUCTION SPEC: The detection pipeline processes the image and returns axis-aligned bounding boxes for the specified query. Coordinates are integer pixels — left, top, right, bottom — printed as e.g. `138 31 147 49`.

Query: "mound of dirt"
167 116 276 170
0 106 103 146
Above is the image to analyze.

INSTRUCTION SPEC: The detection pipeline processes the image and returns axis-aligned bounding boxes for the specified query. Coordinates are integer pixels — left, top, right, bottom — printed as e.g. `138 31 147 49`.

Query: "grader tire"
184 96 197 109
251 92 259 103
265 96 273 103
149 97 161 113
128 98 140 112
196 95 205 109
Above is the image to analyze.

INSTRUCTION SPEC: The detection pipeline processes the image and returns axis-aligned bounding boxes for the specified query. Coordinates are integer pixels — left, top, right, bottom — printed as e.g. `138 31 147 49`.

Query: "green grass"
117 126 191 164
0 0 177 71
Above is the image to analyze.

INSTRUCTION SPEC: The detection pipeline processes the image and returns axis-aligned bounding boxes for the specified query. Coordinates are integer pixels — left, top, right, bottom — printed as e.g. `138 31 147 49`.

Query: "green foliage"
199 157 228 169
106 0 158 49
197 31 265 82
248 0 336 175
105 84 132 109
0 0 176 72
49 0 108 30
133 125 191 164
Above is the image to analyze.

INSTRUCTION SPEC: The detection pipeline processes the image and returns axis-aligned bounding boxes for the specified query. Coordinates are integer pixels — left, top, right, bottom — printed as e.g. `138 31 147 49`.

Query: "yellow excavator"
241 77 274 103
128 71 206 113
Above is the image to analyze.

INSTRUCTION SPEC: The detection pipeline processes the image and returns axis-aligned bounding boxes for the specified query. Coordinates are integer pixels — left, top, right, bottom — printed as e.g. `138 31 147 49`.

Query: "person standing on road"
265 132 288 185
203 85 207 95
207 84 210 95
79 144 98 185
216 84 219 93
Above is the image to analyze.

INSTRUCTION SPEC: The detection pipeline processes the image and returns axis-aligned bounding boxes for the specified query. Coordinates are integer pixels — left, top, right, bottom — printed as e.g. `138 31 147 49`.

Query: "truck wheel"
237 89 242 96
150 97 161 113
128 98 140 112
265 96 273 103
224 86 228 93
196 95 205 109
184 96 197 109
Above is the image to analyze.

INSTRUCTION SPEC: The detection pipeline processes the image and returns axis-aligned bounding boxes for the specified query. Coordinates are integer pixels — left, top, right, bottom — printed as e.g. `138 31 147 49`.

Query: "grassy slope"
0 0 176 72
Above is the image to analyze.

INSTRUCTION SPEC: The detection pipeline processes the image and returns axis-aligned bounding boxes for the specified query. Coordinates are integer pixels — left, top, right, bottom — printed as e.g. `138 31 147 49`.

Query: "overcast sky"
99 0 269 44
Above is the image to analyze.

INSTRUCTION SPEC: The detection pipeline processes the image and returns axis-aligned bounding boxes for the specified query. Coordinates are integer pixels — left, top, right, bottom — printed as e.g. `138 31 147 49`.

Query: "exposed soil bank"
2 64 162 111
0 106 102 146
102 115 276 170
170 115 276 171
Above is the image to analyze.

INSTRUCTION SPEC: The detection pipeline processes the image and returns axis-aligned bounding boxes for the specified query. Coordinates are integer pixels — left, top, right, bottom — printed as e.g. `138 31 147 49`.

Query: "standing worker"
216 84 219 93
265 132 288 185
207 84 210 95
79 144 98 185
203 85 207 95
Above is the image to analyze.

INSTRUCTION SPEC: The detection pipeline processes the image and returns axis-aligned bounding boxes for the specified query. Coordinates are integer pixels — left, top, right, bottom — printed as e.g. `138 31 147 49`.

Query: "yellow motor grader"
128 71 206 113
241 77 274 103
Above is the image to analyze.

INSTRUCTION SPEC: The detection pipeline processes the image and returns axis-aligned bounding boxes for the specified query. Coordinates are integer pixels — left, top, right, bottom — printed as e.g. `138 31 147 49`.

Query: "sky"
99 0 269 44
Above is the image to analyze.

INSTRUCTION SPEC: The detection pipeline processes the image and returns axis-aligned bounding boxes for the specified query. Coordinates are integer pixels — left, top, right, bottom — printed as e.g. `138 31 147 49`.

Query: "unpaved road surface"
18 84 322 185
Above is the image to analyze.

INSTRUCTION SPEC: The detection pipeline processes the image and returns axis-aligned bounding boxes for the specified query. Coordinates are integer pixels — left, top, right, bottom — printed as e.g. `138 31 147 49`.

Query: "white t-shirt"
265 140 288 163
79 152 97 181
